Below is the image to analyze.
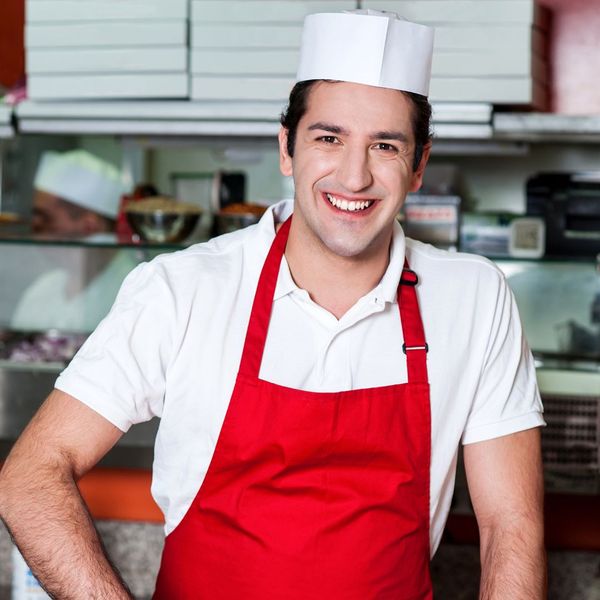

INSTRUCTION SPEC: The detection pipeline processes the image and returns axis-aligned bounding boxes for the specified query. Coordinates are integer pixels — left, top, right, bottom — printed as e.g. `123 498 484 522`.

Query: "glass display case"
498 257 600 493
498 258 600 362
0 230 180 465
1 227 598 484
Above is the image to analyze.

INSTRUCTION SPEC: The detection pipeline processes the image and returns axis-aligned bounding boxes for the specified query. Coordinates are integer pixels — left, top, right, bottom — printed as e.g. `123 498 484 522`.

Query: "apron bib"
154 216 433 599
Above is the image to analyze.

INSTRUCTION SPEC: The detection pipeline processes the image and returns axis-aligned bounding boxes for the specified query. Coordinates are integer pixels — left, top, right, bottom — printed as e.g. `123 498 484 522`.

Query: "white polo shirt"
56 199 544 555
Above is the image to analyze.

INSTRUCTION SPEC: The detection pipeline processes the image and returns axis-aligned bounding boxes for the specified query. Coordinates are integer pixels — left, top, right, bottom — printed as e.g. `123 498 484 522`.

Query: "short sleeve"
55 260 176 432
461 271 545 445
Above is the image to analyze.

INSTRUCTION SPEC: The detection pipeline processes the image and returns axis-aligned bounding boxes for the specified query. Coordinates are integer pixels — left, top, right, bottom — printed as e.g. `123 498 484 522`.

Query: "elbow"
0 446 71 525
478 509 545 555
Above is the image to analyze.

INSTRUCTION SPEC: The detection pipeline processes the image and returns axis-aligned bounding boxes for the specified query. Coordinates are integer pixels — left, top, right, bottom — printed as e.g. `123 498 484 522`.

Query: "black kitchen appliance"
526 172 600 257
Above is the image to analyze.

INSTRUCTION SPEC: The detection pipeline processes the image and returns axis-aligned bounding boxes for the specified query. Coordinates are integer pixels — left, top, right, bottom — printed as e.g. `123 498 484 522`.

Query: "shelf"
13 100 600 149
494 112 600 142
15 99 495 141
0 229 200 250
17 100 286 138
491 254 599 265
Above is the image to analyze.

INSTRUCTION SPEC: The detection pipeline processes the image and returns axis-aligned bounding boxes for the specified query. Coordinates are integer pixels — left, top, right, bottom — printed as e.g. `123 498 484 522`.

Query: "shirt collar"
265 200 407 305
376 220 406 305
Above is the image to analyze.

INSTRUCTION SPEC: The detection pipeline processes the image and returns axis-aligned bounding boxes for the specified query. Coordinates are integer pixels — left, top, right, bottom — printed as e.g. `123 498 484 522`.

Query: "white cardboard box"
429 77 546 107
191 1 357 23
191 76 294 101
27 47 187 74
433 51 547 79
190 23 543 52
190 75 545 108
26 0 188 22
190 49 299 75
435 25 544 52
363 1 548 27
189 47 546 80
431 103 493 124
191 25 303 49
26 21 187 48
29 73 189 100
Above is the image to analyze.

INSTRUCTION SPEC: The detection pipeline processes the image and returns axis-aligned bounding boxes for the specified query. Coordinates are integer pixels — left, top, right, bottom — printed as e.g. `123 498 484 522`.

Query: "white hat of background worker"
34 150 126 219
296 9 434 96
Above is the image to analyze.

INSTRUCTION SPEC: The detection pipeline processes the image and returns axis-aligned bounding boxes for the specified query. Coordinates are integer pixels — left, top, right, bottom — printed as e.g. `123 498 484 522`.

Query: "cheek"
294 154 335 187
374 163 408 191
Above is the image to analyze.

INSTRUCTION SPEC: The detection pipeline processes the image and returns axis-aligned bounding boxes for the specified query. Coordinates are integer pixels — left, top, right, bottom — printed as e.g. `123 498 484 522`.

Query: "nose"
336 144 373 193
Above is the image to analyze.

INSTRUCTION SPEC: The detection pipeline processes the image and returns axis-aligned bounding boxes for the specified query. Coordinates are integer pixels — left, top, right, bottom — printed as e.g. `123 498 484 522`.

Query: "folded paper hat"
34 150 126 218
296 9 434 96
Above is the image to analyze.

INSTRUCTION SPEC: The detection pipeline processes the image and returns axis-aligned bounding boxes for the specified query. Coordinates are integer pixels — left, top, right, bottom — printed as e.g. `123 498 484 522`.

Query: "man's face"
279 81 430 260
32 191 95 236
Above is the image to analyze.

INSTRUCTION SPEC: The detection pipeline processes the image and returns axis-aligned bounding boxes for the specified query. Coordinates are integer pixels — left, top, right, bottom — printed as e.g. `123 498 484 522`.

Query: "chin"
322 237 374 259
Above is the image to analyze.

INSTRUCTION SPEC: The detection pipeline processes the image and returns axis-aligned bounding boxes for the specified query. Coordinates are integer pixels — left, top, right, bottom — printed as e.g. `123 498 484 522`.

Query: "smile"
325 193 374 212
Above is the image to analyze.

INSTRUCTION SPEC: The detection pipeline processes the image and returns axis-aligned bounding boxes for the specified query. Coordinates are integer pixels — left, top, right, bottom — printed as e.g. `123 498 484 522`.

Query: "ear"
409 142 432 193
278 127 293 177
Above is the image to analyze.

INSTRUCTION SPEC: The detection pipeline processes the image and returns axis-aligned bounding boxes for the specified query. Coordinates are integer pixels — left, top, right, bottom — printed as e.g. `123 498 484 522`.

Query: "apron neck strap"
398 260 428 383
239 215 292 378
239 216 429 385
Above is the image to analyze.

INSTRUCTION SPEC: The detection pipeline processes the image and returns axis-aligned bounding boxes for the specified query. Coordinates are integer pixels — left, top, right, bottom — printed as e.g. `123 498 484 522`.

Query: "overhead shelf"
16 100 284 137
15 100 496 141
494 112 600 142
17 101 599 148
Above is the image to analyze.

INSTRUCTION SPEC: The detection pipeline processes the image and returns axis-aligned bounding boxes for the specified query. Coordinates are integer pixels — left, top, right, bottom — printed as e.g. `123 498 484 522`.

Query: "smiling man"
281 81 430 318
0 9 545 599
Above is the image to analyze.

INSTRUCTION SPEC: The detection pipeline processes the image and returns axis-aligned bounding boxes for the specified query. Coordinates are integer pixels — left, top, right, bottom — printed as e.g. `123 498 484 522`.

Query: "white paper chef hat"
296 9 434 96
34 150 126 218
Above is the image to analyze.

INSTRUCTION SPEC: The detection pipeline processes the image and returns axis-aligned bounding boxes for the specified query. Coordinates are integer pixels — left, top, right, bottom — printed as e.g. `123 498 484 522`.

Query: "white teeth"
326 193 373 212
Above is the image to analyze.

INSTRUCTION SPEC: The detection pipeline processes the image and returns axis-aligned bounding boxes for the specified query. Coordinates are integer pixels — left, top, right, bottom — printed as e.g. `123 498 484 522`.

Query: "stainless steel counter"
0 363 157 468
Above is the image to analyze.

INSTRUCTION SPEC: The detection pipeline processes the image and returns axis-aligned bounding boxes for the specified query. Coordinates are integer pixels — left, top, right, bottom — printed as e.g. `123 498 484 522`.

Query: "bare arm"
0 389 133 599
464 428 546 600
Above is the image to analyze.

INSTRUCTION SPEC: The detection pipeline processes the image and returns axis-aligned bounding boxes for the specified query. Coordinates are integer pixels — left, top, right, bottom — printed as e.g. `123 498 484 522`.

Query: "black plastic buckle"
402 343 429 354
400 268 418 286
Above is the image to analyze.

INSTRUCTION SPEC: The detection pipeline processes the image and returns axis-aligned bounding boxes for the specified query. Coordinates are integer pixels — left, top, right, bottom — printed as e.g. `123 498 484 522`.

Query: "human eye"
316 135 339 144
373 142 398 153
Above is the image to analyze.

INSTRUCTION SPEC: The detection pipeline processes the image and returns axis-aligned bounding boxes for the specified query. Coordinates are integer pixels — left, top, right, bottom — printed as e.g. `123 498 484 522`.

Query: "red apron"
154 216 432 599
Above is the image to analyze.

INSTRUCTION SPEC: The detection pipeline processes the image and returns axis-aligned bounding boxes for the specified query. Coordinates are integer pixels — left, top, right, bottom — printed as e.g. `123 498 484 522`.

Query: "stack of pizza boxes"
25 0 189 100
189 0 357 105
363 0 550 109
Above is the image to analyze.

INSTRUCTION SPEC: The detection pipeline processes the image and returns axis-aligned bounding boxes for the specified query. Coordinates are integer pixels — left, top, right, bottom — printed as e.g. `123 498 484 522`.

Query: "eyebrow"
307 122 349 135
372 130 410 144
307 122 410 144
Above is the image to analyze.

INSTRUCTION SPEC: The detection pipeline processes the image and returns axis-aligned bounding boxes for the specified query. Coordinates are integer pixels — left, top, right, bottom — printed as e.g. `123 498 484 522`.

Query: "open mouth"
325 193 374 212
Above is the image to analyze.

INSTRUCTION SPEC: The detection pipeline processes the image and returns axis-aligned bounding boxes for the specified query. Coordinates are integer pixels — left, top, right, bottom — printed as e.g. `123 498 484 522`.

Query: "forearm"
0 457 132 599
478 519 546 600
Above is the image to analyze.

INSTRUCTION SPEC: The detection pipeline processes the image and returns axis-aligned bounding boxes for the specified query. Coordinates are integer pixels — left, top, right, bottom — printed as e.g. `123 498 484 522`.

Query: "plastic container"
11 546 50 600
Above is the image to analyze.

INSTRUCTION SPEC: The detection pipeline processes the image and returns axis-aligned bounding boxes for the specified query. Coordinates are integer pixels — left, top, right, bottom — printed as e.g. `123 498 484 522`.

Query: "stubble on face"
280 81 428 265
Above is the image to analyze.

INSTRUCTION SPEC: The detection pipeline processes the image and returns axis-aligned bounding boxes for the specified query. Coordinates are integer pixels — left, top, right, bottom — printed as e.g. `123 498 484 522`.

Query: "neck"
284 221 391 320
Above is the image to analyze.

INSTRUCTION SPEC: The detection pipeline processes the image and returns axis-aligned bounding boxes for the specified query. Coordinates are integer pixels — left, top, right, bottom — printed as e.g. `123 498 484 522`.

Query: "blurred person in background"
31 149 122 239
10 150 136 333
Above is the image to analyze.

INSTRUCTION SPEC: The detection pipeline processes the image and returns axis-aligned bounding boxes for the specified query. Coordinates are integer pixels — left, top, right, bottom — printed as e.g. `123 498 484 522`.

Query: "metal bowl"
213 212 262 236
126 210 202 243
213 203 268 236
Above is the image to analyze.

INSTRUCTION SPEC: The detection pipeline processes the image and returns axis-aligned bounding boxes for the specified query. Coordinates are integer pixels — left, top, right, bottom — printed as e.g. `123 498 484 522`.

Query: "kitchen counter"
1 519 598 600
0 360 158 468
